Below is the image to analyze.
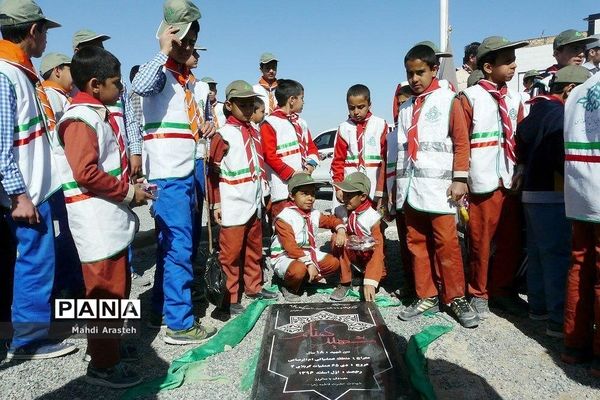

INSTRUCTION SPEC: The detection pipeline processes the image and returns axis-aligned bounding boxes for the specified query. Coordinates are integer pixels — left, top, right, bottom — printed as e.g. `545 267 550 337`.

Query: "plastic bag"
346 235 377 251
204 250 226 307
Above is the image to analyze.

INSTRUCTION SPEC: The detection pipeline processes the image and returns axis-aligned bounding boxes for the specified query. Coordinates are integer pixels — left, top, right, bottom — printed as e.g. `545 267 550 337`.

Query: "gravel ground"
1 195 599 400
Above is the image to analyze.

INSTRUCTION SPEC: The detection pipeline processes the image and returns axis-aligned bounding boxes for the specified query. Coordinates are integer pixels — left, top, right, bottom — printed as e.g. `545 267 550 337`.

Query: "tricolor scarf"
349 112 372 171
225 115 266 182
165 57 203 141
289 205 319 267
69 92 129 182
270 108 309 169
0 39 57 134
406 79 441 162
41 80 72 102
347 200 372 237
258 77 278 113
477 79 517 162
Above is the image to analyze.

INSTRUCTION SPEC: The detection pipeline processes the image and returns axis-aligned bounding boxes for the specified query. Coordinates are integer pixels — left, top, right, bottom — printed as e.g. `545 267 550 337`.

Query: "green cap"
155 0 201 40
415 40 452 58
201 76 217 84
40 52 71 76
0 0 60 28
586 34 600 51
334 172 371 195
467 70 484 87
225 80 258 101
523 69 542 80
260 52 278 64
553 29 596 50
72 29 110 50
552 65 591 84
477 36 528 60
287 172 315 193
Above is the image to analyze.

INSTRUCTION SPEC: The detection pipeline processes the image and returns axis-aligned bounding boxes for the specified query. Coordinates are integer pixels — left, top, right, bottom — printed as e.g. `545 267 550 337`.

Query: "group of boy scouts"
0 0 598 389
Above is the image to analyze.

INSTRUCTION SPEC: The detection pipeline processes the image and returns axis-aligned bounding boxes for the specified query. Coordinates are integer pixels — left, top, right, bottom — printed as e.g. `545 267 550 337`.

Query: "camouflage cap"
552 65 591 84
477 36 528 60
415 40 452 58
40 52 71 76
155 0 201 40
225 80 259 100
586 34 600 51
72 29 110 50
523 69 542 80
334 172 371 195
201 76 217 84
287 172 315 193
0 0 60 28
260 52 278 64
553 29 596 50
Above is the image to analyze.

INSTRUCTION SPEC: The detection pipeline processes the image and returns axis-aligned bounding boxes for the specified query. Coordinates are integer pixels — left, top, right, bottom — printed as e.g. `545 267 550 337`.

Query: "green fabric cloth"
239 347 260 392
404 324 453 400
122 298 274 399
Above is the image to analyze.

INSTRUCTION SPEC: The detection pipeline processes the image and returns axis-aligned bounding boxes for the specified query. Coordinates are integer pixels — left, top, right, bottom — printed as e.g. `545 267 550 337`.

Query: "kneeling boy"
270 173 347 301
333 172 386 302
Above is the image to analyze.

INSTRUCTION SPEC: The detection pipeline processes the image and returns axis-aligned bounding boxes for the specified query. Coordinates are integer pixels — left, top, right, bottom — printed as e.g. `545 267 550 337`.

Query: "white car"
311 128 337 194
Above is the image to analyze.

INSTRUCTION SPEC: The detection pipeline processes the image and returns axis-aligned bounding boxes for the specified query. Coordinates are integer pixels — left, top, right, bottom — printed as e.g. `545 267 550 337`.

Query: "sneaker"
6 341 77 361
246 288 279 300
545 321 564 338
146 312 166 329
330 284 350 302
529 311 549 321
470 297 491 320
83 342 139 363
164 321 217 345
489 295 528 317
229 303 246 315
131 272 152 287
84 362 142 389
397 297 439 321
560 346 593 364
448 297 479 328
280 286 302 302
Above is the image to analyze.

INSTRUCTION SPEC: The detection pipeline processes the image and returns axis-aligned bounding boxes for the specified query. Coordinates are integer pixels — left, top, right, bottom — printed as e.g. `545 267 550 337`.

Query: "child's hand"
446 182 468 202
363 284 376 302
129 155 142 180
131 184 152 207
335 189 344 203
334 229 346 247
10 193 40 224
159 25 182 56
213 208 222 225
304 164 315 174
307 263 319 282
200 121 216 139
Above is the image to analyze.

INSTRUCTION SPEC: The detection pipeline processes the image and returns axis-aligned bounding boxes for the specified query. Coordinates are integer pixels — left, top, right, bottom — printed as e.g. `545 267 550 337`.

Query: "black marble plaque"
251 302 414 400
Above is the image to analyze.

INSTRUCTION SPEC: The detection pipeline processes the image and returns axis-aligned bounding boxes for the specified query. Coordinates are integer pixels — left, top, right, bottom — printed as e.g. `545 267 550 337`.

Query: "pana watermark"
54 299 141 319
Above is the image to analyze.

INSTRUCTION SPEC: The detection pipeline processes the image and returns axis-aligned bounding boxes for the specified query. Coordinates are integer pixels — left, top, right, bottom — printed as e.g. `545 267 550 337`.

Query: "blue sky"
36 0 598 133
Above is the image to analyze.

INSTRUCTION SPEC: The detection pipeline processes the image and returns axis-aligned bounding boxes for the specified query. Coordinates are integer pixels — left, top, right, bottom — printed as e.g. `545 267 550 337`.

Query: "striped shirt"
0 73 26 196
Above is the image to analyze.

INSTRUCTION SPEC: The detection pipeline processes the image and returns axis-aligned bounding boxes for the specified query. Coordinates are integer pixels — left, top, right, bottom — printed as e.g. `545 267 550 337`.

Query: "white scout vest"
395 87 456 214
212 101 226 129
270 207 320 260
107 99 126 151
45 87 69 121
54 104 136 262
194 79 210 160
334 205 381 237
386 127 398 212
335 115 386 198
264 115 319 202
218 124 263 227
0 61 60 205
461 84 522 194
253 83 278 115
563 73 600 223
141 69 196 180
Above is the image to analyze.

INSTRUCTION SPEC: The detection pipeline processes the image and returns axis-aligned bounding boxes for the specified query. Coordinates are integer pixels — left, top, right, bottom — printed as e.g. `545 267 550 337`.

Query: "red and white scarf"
350 112 372 171
289 206 319 267
347 200 372 237
407 79 441 162
271 108 308 169
225 115 266 182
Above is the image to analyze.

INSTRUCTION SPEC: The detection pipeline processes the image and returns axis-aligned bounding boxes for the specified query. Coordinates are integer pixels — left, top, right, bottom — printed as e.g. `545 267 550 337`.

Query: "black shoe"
6 341 77 361
448 297 479 328
280 286 302 302
489 295 528 317
398 297 439 321
84 362 142 388
246 288 278 300
330 284 350 301
229 303 246 315
469 297 491 319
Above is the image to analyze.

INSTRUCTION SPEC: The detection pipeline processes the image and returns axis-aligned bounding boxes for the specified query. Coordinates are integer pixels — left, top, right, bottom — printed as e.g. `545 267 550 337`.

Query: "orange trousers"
81 249 130 369
219 213 263 304
564 221 600 356
404 204 465 304
467 189 522 299
284 254 341 293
